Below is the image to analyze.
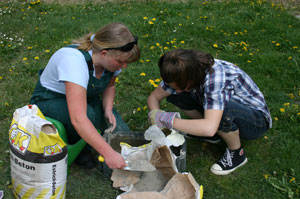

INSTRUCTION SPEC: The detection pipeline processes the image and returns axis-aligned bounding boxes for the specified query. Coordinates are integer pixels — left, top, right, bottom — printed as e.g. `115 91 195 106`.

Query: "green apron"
30 46 129 145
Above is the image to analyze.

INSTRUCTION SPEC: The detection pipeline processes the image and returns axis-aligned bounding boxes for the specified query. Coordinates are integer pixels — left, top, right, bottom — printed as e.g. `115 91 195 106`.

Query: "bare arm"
173 109 223 137
65 81 126 169
102 76 117 129
147 85 171 110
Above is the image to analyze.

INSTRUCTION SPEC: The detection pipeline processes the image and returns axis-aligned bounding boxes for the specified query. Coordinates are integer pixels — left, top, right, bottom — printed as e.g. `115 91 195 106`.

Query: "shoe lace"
220 149 234 168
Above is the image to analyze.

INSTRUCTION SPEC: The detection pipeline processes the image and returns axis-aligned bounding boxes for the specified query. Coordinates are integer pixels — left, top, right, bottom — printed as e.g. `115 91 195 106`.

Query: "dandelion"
288 56 292 60
280 108 285 113
271 41 276 44
234 32 238 35
249 53 253 56
143 106 147 110
288 93 295 99
156 43 160 47
63 41 69 44
274 117 278 121
180 41 185 44
154 78 161 82
152 18 156 21
297 112 300 116
213 44 218 48
34 56 39 60
140 72 146 76
23 57 28 61
72 16 75 20
289 177 296 183
137 107 141 111
179 24 182 26
163 47 169 50
27 46 32 50
283 103 290 106
143 16 148 20
45 49 50 53
149 21 154 25
5 102 9 106
243 46 248 51
115 77 119 83
292 46 298 49
146 59 150 62
150 46 155 50
264 174 269 179
0 76 3 80
140 59 144 63
275 43 280 46
113 13 117 16
247 60 252 63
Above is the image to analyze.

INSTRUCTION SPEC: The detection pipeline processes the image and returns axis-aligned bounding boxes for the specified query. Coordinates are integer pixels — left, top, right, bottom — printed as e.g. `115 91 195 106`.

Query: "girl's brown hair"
158 49 214 90
72 22 140 63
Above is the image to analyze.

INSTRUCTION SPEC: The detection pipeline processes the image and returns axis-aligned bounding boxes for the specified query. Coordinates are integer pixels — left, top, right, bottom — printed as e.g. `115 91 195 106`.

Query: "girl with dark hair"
148 49 271 175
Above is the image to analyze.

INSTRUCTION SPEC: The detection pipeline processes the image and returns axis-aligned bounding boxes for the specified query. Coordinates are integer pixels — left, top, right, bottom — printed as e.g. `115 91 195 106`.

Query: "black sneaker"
185 134 221 144
210 148 248 175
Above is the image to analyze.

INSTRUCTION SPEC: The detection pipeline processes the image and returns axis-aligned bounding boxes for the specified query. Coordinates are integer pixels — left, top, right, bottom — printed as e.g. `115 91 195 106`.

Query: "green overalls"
30 46 129 145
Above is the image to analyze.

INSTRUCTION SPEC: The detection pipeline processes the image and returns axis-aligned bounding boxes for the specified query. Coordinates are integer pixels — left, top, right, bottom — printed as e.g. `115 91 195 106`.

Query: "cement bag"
8 104 67 199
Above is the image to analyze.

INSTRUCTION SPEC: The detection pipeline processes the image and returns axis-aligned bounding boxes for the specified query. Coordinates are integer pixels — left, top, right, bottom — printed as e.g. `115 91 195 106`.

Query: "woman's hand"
103 151 126 169
104 110 116 132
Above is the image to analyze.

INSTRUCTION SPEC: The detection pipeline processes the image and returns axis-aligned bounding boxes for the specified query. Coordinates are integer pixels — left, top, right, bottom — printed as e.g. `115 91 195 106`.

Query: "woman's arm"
102 76 117 129
65 81 126 169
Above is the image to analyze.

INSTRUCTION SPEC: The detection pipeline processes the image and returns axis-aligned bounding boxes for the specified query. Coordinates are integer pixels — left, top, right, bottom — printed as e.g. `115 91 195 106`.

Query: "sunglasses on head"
102 36 138 52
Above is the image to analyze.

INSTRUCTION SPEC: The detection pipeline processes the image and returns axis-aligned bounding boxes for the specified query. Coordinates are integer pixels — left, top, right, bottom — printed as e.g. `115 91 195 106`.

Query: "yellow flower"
280 108 285 113
137 107 141 111
5 102 9 106
45 49 50 53
180 41 185 44
146 59 150 62
264 174 269 179
154 78 161 82
288 93 295 99
274 117 278 121
179 24 182 26
34 56 39 60
115 77 119 83
289 177 295 183
163 47 169 50
293 46 298 49
63 41 69 44
247 60 252 63
275 43 280 46
149 21 154 25
23 57 28 61
150 46 155 50
249 53 253 56
143 16 148 20
27 46 33 50
139 59 144 63
283 103 290 106
288 56 292 60
0 76 3 80
271 41 276 44
72 16 75 20
213 44 218 48
163 21 167 24
156 43 160 47
143 106 147 110
152 18 156 21
297 112 300 116
140 72 146 76
234 32 238 35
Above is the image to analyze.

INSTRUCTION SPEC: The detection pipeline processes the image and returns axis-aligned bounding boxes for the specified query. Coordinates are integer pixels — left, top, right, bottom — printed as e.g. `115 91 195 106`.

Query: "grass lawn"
0 0 300 198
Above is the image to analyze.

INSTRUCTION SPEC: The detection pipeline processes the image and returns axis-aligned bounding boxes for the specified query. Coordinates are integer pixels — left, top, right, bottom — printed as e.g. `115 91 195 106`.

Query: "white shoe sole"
210 157 248 175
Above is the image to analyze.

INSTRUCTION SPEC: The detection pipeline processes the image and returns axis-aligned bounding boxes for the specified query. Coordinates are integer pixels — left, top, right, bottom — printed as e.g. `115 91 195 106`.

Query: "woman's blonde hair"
72 22 140 63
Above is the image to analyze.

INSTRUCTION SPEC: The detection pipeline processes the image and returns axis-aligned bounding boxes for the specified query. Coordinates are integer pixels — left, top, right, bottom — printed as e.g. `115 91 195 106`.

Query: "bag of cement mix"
8 104 67 199
111 125 204 199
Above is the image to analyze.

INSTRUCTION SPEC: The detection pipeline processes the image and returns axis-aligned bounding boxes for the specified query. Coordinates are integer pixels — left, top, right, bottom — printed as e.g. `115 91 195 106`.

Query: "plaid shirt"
160 59 272 128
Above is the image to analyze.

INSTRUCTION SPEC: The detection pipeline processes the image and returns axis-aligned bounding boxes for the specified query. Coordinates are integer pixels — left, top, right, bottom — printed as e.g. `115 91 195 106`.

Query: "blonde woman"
30 23 140 170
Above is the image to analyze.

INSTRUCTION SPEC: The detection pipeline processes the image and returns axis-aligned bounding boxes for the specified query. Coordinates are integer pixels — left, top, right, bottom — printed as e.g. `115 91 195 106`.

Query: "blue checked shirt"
160 59 272 128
